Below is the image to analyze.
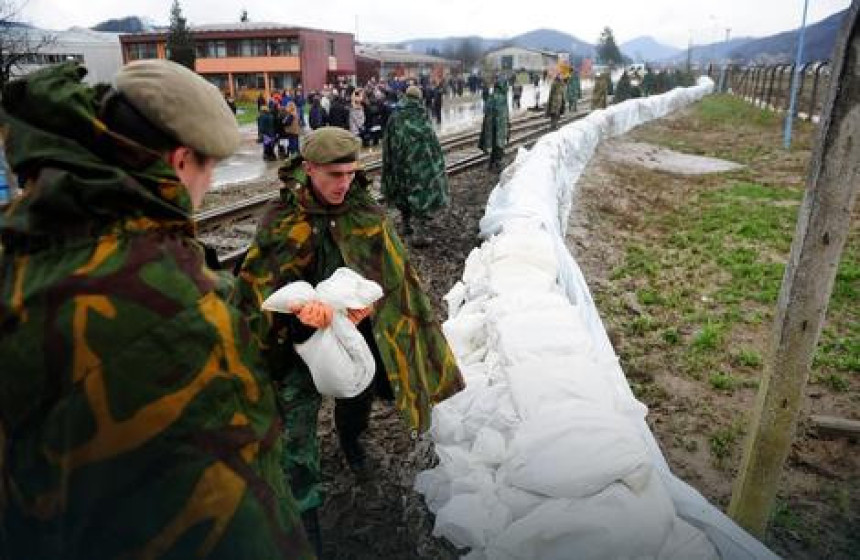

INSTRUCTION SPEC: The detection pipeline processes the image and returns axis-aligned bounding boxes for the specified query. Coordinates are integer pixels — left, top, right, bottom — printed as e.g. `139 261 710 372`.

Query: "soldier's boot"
334 388 372 476
301 509 324 559
411 218 433 248
400 209 414 236
337 431 367 473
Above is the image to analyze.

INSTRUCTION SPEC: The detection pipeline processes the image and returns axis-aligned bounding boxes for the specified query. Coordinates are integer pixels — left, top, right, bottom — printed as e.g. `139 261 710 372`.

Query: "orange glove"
290 300 334 329
346 306 373 325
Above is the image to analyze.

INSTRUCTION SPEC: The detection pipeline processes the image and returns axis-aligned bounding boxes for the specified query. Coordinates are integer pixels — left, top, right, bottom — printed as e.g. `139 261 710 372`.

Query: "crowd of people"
252 73 505 161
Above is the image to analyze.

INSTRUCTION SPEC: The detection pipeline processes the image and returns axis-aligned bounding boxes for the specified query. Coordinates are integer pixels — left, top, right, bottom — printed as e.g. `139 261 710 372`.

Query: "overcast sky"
19 0 851 49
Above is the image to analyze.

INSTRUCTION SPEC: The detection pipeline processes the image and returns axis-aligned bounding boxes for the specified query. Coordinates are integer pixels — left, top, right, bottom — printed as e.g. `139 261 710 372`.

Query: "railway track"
196 110 566 231
207 107 591 269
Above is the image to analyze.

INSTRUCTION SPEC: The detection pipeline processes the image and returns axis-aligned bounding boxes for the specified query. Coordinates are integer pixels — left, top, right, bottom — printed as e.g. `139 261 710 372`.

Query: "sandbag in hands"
262 268 384 398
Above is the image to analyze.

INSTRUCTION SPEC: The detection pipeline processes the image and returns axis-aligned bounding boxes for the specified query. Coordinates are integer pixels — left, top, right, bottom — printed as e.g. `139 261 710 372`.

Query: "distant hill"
621 36 682 63
394 28 594 59
663 8 846 66
663 37 756 65
92 16 162 33
394 36 503 57
513 28 593 57
729 8 845 64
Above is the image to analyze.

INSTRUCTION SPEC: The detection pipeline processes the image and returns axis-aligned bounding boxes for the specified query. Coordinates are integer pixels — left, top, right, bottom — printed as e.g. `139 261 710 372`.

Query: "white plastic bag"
261 268 383 398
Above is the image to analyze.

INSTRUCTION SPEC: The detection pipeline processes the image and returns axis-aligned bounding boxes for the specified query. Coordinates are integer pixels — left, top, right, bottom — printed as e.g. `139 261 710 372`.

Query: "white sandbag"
444 281 468 318
443 312 488 361
261 267 383 398
492 308 593 365
486 476 676 560
502 402 651 499
488 259 558 295
433 491 512 550
496 484 546 522
503 356 620 420
471 426 507 466
659 517 721 560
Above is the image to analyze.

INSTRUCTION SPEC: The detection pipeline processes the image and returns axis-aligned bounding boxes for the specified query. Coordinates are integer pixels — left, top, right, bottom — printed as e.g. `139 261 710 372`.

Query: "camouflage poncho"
234 160 464 434
0 64 312 560
592 75 609 109
567 74 582 106
546 78 566 117
381 96 449 217
478 82 510 153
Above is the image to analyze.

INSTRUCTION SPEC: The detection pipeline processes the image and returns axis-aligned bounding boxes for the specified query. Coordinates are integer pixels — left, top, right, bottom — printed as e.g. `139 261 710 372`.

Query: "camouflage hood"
380 96 449 216
0 63 193 247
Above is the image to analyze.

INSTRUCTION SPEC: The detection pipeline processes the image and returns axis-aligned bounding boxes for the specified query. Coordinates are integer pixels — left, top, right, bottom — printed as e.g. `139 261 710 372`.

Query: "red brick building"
119 22 355 97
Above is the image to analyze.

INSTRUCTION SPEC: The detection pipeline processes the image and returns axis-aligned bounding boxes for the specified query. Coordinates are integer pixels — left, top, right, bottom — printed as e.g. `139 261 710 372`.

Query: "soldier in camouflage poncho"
478 77 510 172
381 85 449 245
592 73 610 109
567 71 582 112
233 127 464 552
546 74 566 130
0 63 313 559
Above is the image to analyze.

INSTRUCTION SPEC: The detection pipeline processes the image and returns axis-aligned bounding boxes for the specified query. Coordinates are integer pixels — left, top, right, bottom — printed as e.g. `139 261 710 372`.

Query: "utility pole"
728 0 860 536
783 0 809 149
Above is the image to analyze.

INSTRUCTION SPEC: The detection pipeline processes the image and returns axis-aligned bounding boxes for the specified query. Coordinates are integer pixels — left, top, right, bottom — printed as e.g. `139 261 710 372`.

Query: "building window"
233 72 266 91
127 42 158 61
196 40 227 58
22 52 85 64
269 37 299 56
328 39 335 57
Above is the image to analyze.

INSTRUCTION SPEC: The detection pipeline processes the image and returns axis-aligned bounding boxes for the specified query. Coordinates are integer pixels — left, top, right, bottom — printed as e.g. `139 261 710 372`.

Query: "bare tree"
0 0 55 89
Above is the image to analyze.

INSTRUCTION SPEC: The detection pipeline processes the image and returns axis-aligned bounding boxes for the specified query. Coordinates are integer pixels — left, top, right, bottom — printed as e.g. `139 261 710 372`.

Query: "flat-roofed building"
355 45 461 83
8 25 122 84
119 22 355 97
484 46 559 74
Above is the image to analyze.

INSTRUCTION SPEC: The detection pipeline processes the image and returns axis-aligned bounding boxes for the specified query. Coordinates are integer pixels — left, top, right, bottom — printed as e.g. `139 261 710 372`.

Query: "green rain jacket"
0 64 313 560
381 96 449 217
233 159 464 433
478 82 510 153
567 73 582 105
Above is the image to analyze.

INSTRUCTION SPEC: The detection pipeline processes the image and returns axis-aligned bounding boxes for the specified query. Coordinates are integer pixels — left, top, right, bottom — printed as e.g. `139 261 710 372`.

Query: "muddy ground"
316 161 510 560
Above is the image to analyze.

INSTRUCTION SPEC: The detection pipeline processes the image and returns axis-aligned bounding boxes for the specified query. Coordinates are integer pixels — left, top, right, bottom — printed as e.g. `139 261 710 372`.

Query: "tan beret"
300 127 361 164
405 85 422 99
115 60 240 159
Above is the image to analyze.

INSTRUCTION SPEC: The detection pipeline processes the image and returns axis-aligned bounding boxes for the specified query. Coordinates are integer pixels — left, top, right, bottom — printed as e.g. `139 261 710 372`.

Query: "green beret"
115 60 240 159
405 85 422 99
300 126 361 164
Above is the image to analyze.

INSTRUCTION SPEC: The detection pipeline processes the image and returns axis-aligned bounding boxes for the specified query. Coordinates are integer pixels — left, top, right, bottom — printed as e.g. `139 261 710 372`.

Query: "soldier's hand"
289 300 334 329
347 306 373 325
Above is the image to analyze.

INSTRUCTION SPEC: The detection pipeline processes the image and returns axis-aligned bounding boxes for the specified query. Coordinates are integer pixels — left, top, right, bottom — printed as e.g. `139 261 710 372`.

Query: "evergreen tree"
613 71 632 104
167 0 195 70
596 27 623 68
641 66 656 96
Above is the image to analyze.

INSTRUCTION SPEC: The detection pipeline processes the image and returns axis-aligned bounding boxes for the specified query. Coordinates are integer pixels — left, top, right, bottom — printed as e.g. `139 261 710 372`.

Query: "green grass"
733 349 763 368
692 321 724 352
709 421 745 468
709 372 737 391
696 94 779 128
236 101 259 126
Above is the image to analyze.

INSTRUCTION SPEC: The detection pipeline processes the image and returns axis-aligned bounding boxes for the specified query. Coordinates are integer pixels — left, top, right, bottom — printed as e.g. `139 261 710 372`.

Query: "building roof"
2 25 119 46
355 46 460 66
120 21 352 38
485 45 560 58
